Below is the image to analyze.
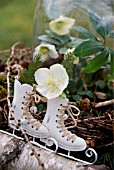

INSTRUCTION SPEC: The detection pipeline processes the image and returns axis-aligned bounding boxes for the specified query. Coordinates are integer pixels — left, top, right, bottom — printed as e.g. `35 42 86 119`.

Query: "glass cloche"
33 0 114 50
32 0 114 90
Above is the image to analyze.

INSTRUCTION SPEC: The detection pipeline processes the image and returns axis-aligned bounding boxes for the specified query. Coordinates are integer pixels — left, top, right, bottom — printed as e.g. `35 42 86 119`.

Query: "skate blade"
0 129 97 164
58 148 98 165
0 129 23 140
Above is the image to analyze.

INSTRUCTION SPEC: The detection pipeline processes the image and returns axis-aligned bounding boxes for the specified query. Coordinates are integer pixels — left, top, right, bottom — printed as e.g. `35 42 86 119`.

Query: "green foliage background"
0 0 37 50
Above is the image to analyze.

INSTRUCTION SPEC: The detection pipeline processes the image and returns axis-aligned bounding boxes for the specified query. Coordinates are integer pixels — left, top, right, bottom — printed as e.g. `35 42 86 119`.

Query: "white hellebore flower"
33 44 59 61
49 15 75 35
66 48 79 64
34 64 69 99
66 48 75 54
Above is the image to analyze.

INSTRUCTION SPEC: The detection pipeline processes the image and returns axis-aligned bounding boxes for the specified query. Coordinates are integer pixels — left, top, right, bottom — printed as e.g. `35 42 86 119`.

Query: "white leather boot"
9 79 49 138
43 96 86 151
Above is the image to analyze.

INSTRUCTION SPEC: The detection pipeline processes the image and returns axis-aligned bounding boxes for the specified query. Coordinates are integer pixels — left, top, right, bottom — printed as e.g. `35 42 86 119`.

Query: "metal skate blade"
57 147 98 164
32 137 58 153
0 129 23 140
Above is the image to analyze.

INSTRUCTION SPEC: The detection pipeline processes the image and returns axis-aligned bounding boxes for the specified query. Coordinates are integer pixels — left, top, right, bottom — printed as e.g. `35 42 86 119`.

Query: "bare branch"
94 99 114 108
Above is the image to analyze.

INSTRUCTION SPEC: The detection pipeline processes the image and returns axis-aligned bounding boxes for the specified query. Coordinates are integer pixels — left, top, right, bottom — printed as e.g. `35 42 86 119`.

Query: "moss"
0 75 7 84
0 85 7 99
77 98 91 110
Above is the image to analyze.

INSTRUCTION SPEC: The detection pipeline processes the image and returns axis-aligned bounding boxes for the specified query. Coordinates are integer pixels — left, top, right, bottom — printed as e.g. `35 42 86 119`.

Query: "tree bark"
0 132 109 170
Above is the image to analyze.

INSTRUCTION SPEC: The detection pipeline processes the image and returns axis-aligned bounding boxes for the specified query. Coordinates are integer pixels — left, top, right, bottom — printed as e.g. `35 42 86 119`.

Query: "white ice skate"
9 79 49 138
42 96 98 164
42 97 86 151
5 79 59 153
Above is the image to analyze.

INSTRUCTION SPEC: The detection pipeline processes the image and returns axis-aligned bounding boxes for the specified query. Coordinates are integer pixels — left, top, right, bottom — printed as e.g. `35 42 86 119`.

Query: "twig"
3 104 8 121
6 42 45 169
0 97 7 102
0 49 11 54
94 99 114 108
65 113 111 125
104 141 114 147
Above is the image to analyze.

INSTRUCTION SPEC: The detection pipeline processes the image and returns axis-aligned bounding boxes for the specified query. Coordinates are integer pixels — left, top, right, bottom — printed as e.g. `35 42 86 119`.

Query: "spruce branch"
61 53 75 79
19 55 42 85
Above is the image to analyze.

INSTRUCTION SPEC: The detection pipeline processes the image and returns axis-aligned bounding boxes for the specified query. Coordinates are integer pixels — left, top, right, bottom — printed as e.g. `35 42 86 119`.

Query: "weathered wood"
0 132 109 170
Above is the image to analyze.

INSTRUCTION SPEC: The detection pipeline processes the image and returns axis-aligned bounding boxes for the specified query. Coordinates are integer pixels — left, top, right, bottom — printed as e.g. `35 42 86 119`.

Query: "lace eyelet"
31 126 33 128
10 117 14 120
23 96 25 98
56 115 58 117
21 107 23 110
22 102 24 104
60 104 62 106
72 141 74 143
55 120 57 122
62 135 64 137
58 109 60 111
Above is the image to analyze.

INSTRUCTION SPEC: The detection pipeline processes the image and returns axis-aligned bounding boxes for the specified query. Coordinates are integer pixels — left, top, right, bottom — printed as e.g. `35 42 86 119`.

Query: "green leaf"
110 48 114 79
77 90 93 98
59 92 67 99
59 47 67 54
108 30 114 38
73 26 98 41
74 40 104 58
67 39 88 47
95 80 106 89
67 80 77 94
72 95 82 101
103 18 113 35
46 30 71 44
83 49 109 73
88 9 106 39
38 35 61 45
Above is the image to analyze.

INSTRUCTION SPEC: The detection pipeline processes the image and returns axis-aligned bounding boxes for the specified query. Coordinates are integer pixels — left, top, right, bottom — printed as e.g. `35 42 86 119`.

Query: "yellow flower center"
55 21 65 29
39 47 49 55
47 78 60 92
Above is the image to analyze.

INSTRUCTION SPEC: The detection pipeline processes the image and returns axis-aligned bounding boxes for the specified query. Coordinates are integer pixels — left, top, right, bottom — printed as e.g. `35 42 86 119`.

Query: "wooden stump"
0 132 109 170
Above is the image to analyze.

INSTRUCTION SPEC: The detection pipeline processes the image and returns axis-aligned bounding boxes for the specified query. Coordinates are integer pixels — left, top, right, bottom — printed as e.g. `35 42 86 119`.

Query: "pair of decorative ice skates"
7 78 98 164
9 78 86 151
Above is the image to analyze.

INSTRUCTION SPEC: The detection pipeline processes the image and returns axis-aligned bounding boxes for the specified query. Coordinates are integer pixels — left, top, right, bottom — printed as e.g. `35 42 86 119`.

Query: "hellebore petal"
66 48 79 64
33 44 59 61
49 16 75 35
34 64 69 99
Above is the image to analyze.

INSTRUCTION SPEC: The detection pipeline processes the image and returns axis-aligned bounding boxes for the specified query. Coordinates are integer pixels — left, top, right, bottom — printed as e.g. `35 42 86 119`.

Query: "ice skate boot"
42 96 87 151
9 79 49 138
